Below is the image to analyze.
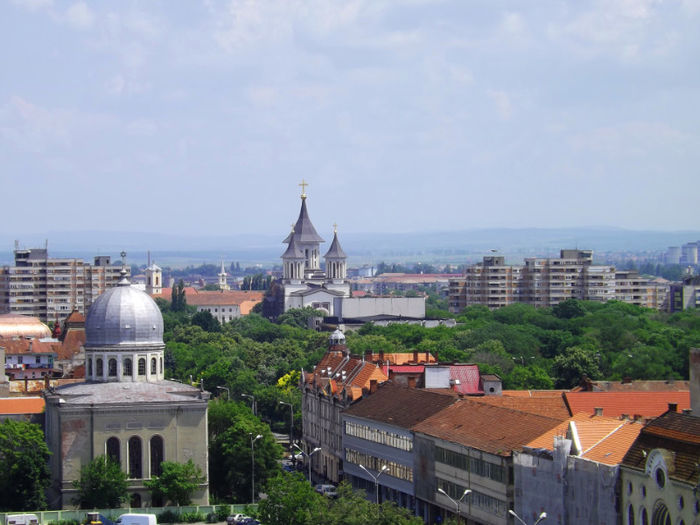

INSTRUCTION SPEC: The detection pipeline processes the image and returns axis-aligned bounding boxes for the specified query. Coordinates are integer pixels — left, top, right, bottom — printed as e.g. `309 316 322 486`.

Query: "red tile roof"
414 398 566 456
450 364 482 395
153 289 263 307
1 338 60 355
474 395 570 419
0 397 45 414
64 310 86 324
563 391 690 419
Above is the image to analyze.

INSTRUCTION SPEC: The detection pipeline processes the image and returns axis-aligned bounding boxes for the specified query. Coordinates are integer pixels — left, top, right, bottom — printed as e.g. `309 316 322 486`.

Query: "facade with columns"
280 186 351 316
44 270 209 509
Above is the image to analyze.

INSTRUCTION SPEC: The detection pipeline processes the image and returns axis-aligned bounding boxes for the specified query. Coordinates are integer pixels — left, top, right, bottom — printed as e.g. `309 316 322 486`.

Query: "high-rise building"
449 250 665 312
0 243 126 323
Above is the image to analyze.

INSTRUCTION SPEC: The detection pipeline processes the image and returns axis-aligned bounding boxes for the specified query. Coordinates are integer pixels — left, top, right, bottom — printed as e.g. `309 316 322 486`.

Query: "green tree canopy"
144 460 205 506
258 472 323 525
72 455 128 509
0 419 51 511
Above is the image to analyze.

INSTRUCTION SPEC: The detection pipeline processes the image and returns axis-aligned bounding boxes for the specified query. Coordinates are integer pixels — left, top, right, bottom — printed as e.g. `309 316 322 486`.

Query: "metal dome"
329 328 346 346
0 313 51 339
85 282 164 347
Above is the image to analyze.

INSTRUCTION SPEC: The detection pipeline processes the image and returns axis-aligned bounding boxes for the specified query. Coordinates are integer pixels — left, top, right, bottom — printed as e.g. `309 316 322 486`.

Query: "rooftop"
563 391 690 419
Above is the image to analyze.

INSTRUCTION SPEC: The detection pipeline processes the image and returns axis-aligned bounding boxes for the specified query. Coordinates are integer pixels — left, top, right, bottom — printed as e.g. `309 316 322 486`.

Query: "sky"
1 0 699 238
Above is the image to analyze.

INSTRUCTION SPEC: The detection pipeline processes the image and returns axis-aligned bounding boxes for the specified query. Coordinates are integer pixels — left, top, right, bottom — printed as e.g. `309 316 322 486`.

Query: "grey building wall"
335 297 426 320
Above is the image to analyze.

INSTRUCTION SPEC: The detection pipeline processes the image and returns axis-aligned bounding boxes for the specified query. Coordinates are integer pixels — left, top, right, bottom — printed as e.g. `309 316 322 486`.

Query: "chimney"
408 377 417 389
690 348 700 416
379 350 384 363
621 414 629 420
622 376 632 384
44 375 50 390
668 403 678 413
594 407 603 416
369 380 378 394
633 414 643 421
413 350 418 363
365 350 372 362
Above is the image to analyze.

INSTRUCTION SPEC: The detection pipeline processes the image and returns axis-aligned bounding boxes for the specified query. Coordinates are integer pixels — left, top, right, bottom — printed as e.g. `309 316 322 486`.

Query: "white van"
115 514 157 525
5 515 39 525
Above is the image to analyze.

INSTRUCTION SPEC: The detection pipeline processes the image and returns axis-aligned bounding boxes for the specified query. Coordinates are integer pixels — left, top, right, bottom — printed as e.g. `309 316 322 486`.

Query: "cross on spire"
299 179 308 199
333 222 338 233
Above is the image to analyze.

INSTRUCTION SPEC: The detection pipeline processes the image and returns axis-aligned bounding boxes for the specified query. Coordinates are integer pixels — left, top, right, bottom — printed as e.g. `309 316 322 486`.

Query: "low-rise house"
152 288 264 323
3 338 60 380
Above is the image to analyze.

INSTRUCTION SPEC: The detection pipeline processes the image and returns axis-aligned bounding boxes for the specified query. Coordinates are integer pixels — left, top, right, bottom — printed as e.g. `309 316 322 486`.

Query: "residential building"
152 288 264 323
513 413 642 525
3 337 59 380
562 391 690 420
668 275 700 312
449 250 668 312
0 244 126 323
680 241 698 265
342 383 458 515
413 398 566 524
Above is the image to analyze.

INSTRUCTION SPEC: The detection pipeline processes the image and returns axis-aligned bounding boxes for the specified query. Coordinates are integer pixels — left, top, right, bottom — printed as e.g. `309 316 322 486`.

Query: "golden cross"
333 222 338 233
299 179 308 198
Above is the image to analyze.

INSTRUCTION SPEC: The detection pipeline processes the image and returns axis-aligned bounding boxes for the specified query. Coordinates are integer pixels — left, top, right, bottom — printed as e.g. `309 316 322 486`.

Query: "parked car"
225 515 248 525
115 515 157 525
314 484 338 497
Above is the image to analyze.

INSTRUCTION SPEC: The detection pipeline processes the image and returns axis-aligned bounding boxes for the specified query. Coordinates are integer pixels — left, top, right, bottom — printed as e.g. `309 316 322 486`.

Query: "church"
277 181 351 317
44 266 209 509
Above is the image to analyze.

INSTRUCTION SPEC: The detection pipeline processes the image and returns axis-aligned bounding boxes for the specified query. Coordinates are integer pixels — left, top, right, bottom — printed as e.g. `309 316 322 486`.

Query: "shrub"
181 512 206 523
215 506 230 521
157 510 180 524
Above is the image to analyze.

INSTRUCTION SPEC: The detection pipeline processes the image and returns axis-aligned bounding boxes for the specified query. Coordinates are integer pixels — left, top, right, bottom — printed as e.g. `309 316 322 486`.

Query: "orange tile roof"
64 310 85 324
0 397 45 414
414 398 565 456
502 390 569 398
57 329 85 359
563 391 690 419
308 350 389 401
1 338 60 355
154 289 264 307
524 412 643 466
473 395 570 419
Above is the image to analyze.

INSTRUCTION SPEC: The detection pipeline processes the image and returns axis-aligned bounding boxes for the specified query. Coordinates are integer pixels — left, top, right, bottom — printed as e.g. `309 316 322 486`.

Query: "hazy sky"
2 0 699 237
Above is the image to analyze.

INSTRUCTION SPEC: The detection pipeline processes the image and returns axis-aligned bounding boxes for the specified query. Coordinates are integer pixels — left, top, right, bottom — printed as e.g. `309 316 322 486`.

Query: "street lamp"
216 386 230 400
294 443 320 482
359 464 388 504
242 393 256 415
437 487 471 523
279 401 294 450
509 510 547 525
250 433 262 503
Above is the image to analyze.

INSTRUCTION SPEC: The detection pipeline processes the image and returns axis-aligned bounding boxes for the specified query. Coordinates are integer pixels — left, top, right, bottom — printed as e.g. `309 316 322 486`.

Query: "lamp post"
294 443 320 482
279 401 294 451
359 464 388 504
216 386 230 400
242 393 256 415
437 487 471 524
250 433 262 503
509 510 547 525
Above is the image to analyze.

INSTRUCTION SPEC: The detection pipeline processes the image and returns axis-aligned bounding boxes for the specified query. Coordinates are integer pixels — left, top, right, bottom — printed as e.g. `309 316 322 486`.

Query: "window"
88 358 93 376
96 358 103 376
138 358 146 376
160 357 163 374
106 437 120 464
150 436 164 477
151 357 157 375
108 358 117 377
128 436 142 478
123 358 132 376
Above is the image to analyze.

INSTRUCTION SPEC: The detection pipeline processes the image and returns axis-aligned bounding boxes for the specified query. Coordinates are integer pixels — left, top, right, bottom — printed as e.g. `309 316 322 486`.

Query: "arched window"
106 437 120 464
96 358 103 376
160 357 163 374
150 435 164 477
640 508 648 525
87 358 93 377
108 358 117 377
628 505 635 525
652 502 671 525
138 358 146 376
151 357 157 375
128 436 142 478
123 358 132 376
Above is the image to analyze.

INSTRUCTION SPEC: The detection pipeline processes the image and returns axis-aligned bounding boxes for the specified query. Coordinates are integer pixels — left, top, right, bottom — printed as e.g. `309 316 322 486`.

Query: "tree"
276 307 324 329
258 472 323 525
171 280 187 312
72 455 128 509
553 346 601 388
144 460 204 506
0 419 51 511
192 310 221 332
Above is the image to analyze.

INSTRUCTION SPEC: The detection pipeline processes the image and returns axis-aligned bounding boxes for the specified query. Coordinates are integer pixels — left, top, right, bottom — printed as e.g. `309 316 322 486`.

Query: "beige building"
44 270 209 509
449 250 667 312
0 245 125 324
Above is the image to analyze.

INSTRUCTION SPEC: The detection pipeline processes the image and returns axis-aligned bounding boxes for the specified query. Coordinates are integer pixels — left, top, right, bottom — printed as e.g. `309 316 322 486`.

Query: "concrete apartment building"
449 249 667 312
0 244 125 323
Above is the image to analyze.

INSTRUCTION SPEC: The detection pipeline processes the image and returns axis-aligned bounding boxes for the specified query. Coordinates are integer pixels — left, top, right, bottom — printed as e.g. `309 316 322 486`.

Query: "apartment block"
449 249 668 313
0 244 126 323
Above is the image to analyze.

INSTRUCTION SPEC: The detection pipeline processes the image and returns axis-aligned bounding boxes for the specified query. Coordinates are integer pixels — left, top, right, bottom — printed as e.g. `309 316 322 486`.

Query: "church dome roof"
0 313 51 339
282 196 325 244
85 279 164 347
324 230 347 259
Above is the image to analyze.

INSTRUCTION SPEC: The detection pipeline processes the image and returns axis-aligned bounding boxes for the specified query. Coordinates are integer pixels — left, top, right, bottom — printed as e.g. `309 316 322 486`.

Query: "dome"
85 282 164 347
0 314 51 339
329 328 346 346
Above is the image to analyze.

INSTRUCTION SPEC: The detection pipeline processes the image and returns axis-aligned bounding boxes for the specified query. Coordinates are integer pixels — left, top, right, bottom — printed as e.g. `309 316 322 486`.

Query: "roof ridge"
581 421 626 456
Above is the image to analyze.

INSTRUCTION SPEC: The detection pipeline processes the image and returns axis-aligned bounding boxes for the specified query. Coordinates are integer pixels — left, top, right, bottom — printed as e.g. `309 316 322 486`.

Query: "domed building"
44 270 209 509
0 313 52 339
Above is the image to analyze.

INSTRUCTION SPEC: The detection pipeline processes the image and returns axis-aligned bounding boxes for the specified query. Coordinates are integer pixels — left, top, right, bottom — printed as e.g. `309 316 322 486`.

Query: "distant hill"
1 228 698 267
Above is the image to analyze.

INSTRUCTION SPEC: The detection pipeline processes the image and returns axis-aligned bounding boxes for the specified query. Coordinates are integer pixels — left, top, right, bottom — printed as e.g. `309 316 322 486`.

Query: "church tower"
145 254 162 295
282 180 325 279
324 225 347 283
218 261 230 291
282 228 305 283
